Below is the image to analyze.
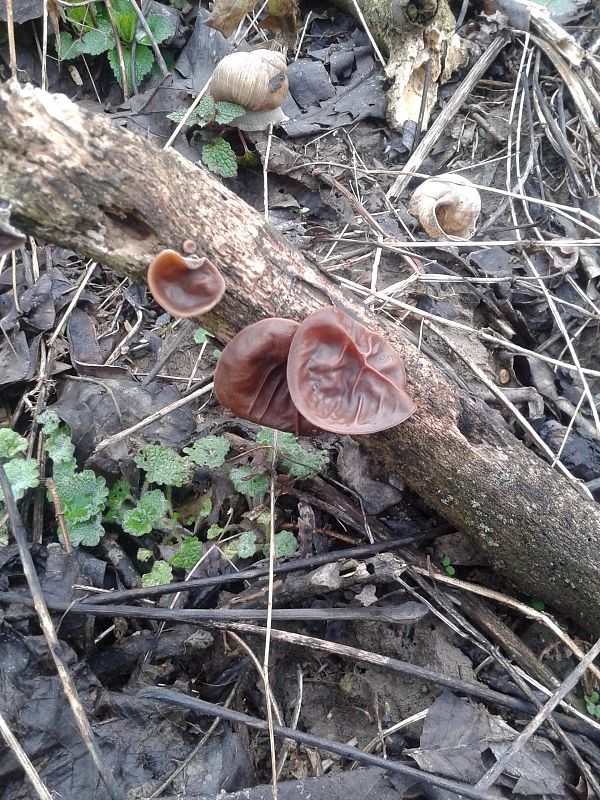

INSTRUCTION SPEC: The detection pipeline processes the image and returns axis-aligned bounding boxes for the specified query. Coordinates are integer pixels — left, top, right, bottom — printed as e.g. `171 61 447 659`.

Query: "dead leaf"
259 0 299 48
204 0 258 38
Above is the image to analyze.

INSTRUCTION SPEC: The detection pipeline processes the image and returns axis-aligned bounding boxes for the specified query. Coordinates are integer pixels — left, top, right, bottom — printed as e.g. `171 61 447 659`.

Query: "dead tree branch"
0 80 599 633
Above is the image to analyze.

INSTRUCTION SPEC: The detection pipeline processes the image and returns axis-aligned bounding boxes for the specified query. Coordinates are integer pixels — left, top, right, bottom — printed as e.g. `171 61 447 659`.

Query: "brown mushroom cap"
213 318 318 435
147 250 225 318
286 307 417 434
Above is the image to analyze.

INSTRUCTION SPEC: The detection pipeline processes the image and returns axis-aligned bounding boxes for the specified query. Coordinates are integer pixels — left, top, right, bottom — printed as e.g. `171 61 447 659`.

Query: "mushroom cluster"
147 249 225 318
214 307 416 436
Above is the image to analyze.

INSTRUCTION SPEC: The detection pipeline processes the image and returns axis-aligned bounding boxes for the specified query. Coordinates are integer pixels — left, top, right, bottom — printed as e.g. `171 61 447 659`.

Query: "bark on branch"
1 80 598 633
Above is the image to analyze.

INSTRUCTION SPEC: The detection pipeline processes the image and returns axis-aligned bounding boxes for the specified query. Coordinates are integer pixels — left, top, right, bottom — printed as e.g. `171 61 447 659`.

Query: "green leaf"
104 476 133 524
142 559 173 587
263 530 298 558
202 138 238 178
65 514 104 547
230 466 269 497
444 564 456 576
53 469 108 525
167 96 216 127
134 445 194 487
441 554 450 567
184 436 230 469
108 44 154 92
55 31 84 60
169 536 203 568
122 489 168 536
237 531 257 559
44 428 76 469
193 327 208 344
0 429 28 461
144 15 175 44
256 427 328 479
199 498 212 518
214 100 245 124
79 27 113 55
206 523 223 540
37 410 60 436
0 458 39 502
114 5 136 43
137 547 153 562
531 598 545 612
212 349 222 359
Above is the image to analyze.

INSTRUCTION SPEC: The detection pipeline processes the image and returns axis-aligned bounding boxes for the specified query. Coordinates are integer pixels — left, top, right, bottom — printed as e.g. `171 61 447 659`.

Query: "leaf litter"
1 0 600 798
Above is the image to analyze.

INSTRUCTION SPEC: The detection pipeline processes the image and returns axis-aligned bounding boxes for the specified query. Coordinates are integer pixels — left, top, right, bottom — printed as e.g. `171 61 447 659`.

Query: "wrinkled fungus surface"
287 307 417 434
214 318 317 435
147 250 225 318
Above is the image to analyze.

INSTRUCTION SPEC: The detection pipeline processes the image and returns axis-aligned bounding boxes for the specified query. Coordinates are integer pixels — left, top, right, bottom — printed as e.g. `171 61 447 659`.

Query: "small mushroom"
286 307 416 434
408 173 481 239
213 318 318 435
147 249 225 318
210 50 288 132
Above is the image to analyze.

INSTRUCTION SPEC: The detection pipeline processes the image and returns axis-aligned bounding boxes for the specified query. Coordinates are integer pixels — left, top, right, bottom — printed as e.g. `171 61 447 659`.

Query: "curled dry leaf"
408 173 481 239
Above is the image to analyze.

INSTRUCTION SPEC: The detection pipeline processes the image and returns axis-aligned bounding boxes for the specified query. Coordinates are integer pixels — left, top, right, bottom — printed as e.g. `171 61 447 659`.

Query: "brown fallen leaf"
259 0 298 47
204 0 259 38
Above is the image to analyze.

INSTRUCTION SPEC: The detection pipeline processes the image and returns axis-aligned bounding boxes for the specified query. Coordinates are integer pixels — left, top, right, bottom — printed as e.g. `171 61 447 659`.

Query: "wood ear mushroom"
210 50 288 132
408 174 481 240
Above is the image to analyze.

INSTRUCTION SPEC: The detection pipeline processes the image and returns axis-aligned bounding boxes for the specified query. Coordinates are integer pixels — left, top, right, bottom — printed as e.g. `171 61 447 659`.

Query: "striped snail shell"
210 50 288 131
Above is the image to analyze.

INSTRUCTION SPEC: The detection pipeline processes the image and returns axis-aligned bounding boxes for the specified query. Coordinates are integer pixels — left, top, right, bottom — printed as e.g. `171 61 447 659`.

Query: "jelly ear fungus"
147 250 225 318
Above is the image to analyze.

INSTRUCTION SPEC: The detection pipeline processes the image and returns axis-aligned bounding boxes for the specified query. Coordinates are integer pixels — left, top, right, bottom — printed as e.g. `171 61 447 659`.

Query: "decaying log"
0 80 599 634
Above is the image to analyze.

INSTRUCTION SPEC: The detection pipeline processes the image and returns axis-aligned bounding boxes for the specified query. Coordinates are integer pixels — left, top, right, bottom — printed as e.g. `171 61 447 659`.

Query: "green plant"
39 411 108 547
142 559 172 587
441 554 455 576
57 0 174 93
585 690 600 718
0 429 39 545
256 427 327 479
166 95 245 178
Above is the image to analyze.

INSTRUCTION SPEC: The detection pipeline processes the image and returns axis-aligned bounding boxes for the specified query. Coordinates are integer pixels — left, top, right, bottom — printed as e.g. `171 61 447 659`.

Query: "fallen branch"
0 80 599 633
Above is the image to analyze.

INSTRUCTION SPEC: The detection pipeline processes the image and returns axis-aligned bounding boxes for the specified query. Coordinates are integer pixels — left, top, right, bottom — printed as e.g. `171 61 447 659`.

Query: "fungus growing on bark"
286 307 416 434
213 318 318 435
210 50 289 131
147 250 225 318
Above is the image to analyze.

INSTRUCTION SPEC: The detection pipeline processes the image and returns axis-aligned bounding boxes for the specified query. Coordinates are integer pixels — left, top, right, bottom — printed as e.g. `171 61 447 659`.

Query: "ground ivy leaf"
214 100 245 124
142 560 172 587
66 515 104 547
256 427 327 479
79 27 113 55
37 410 60 435
263 530 298 558
0 458 39 502
169 536 203 568
206 523 223 540
104 476 132 524
144 15 174 45
56 30 84 60
184 436 230 469
237 531 257 558
137 547 153 562
202 138 238 178
193 327 208 344
0 429 28 461
122 489 168 536
53 470 108 525
134 445 194 487
230 466 269 497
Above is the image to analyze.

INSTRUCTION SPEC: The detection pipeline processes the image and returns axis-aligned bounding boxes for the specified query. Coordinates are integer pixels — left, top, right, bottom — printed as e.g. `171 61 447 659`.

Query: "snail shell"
210 50 288 131
408 174 481 240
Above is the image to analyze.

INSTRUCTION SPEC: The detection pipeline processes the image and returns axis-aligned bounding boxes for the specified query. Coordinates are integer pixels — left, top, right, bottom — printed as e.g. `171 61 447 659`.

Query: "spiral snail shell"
408 174 481 240
210 50 288 131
